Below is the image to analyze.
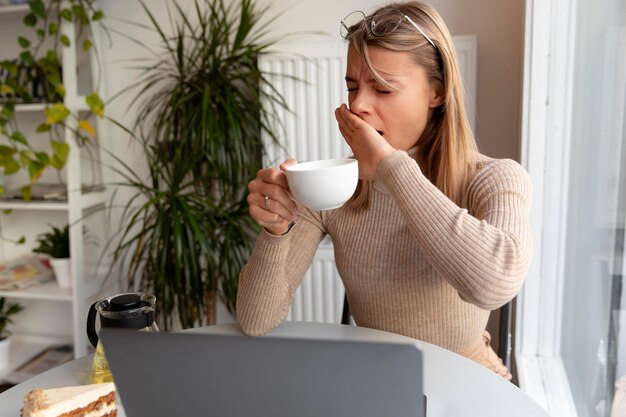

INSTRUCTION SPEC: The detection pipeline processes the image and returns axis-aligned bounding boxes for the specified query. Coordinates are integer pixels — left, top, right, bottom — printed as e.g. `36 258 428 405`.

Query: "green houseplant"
0 297 25 340
106 0 287 329
0 296 25 368
32 223 70 288
0 0 106 199
32 224 70 259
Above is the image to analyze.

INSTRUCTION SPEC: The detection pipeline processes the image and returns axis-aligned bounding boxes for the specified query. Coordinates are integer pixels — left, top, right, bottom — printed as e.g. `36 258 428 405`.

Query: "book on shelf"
0 183 105 202
0 255 54 290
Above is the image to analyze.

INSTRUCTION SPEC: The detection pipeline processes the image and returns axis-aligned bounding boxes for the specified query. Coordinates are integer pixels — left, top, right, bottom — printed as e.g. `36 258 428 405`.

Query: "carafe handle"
86 301 99 348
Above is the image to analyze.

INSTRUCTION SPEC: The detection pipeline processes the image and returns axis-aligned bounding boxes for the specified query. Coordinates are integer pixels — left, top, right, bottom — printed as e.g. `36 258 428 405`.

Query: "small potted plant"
33 224 71 289
0 297 24 369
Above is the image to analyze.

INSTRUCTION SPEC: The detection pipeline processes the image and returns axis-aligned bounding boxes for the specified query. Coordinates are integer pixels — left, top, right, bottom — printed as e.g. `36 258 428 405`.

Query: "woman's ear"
429 82 445 108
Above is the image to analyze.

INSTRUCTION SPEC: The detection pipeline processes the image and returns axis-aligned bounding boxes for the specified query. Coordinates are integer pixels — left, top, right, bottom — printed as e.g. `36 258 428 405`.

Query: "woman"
237 1 532 380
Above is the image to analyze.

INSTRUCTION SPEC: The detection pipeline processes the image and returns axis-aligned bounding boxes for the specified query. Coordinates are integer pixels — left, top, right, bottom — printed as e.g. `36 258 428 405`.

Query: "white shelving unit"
0 1 116 373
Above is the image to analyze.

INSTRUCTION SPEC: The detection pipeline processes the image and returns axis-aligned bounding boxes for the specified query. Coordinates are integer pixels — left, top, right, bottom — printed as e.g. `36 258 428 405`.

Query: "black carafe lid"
99 294 155 329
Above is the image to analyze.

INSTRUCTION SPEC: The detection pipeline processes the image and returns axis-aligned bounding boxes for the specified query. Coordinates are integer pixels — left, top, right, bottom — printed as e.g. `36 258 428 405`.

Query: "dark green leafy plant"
32 223 97 259
0 0 106 199
0 297 25 340
32 223 69 258
105 0 288 330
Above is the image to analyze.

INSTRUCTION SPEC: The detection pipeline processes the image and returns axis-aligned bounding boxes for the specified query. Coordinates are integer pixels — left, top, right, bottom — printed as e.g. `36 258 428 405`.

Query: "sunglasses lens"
340 11 366 38
370 16 402 36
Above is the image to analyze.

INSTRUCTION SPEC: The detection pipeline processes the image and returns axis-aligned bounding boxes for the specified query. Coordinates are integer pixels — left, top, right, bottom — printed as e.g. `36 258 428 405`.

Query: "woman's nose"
349 89 373 115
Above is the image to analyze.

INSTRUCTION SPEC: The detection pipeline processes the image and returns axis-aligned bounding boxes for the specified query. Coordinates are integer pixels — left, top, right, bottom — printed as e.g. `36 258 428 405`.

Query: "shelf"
14 103 47 112
2 103 83 113
0 1 110 360
0 333 72 381
0 280 72 302
0 189 107 212
0 4 29 15
0 103 47 113
0 201 69 211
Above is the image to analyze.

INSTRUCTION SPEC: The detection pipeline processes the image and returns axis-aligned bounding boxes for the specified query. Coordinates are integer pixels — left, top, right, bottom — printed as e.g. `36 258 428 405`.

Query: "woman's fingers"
247 160 300 233
335 104 395 180
279 158 298 172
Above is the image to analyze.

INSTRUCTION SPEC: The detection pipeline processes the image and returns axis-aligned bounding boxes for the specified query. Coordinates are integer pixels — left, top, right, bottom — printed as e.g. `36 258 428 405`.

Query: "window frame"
516 0 580 415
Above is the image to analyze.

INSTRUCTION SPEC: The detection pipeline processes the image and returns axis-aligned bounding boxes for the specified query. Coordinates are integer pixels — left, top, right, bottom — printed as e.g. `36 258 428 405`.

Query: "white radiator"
259 37 477 324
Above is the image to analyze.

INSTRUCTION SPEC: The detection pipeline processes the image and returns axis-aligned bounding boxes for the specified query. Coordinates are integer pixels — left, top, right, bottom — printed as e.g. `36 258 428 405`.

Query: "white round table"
0 322 550 417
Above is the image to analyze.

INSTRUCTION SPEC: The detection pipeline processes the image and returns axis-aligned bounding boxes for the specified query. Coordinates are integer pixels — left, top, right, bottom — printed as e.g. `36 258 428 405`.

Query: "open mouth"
377 130 384 137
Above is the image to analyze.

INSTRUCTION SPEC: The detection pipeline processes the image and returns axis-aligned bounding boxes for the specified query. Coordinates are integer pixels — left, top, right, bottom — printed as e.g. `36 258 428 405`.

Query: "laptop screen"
101 326 424 417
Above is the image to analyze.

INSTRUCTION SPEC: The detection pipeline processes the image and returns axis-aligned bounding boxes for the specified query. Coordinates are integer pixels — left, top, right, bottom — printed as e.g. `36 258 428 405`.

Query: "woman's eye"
376 89 391 94
346 87 358 92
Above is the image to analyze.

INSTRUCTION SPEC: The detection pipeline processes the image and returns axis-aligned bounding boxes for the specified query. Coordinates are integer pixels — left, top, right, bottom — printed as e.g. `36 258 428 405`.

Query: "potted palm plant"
32 224 70 288
106 0 287 329
0 297 24 369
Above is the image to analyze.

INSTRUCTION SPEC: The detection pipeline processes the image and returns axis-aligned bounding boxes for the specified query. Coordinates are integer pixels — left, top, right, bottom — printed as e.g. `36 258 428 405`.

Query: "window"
517 0 626 416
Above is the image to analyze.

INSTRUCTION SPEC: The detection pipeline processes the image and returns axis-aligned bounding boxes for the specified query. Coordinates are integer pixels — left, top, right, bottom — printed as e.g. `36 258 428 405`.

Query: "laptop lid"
101 327 424 417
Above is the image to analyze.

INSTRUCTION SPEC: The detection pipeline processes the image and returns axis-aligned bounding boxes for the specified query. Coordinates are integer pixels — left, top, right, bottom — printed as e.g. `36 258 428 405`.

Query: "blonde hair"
343 2 479 209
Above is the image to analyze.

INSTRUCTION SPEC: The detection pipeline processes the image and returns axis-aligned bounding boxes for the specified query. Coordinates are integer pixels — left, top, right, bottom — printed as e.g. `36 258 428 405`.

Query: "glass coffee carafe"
86 292 159 383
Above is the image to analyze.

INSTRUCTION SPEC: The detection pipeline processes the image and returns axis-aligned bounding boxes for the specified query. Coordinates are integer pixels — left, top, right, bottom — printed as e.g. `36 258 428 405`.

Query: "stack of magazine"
0 255 53 291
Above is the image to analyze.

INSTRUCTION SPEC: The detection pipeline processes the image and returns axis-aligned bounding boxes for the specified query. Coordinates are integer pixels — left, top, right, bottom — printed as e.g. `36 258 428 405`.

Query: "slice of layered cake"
21 382 116 417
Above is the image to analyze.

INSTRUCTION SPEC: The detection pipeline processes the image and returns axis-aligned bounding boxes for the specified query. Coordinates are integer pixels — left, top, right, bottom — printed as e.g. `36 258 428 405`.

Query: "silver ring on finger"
264 195 270 210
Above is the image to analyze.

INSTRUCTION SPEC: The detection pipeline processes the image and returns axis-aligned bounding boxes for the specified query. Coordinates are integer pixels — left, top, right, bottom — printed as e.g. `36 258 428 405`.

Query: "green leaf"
82 39 92 51
17 36 31 48
0 84 14 95
29 0 46 18
85 93 104 117
78 120 96 137
51 140 70 164
55 84 66 98
19 51 34 66
2 209 11 214
45 49 59 64
3 158 20 175
28 161 45 181
0 146 15 157
50 155 64 169
49 23 58 35
19 150 34 165
60 8 72 21
6 61 18 76
44 104 70 125
0 187 4 195
20 185 31 201
92 10 104 21
1 103 13 117
23 13 37 27
9 131 28 145
17 236 26 245
36 123 50 133
36 29 45 39
47 73 61 87
60 35 71 47
35 152 49 165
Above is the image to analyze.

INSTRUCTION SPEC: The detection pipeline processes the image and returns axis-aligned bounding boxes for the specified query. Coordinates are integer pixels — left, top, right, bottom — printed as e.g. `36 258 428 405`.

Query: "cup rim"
285 158 357 172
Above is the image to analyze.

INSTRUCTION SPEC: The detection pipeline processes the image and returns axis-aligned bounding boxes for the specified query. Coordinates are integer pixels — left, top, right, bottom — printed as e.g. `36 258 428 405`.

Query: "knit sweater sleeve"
236 212 326 335
376 150 533 310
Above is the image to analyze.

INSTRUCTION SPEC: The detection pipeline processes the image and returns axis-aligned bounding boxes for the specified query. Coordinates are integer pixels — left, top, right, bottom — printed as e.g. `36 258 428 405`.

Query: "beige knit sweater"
236 148 533 353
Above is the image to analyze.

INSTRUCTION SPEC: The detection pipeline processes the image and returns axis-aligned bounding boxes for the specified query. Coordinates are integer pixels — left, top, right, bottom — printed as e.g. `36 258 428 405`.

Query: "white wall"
253 0 525 159
101 0 525 160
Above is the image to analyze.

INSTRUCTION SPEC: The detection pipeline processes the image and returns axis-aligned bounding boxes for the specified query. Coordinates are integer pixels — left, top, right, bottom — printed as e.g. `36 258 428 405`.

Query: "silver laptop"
101 327 424 417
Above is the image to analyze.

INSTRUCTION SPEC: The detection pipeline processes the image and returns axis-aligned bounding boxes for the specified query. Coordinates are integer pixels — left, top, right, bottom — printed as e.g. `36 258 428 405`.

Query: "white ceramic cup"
284 158 358 211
